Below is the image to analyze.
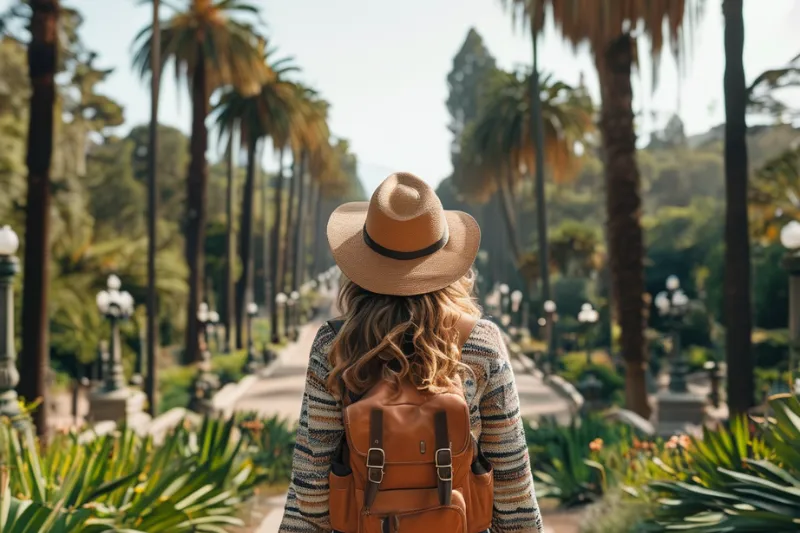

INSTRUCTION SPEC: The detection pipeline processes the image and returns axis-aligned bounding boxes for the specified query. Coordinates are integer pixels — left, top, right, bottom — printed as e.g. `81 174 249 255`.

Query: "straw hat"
327 172 481 296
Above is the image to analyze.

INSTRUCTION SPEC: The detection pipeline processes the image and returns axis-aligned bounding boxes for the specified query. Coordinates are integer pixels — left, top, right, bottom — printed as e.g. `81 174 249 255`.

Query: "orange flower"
678 435 691 450
665 436 679 449
589 438 604 452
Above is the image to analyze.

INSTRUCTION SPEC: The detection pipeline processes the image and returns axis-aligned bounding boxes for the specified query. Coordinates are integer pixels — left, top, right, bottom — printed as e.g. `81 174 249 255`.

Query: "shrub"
0 415 263 532
237 412 296 485
641 394 800 532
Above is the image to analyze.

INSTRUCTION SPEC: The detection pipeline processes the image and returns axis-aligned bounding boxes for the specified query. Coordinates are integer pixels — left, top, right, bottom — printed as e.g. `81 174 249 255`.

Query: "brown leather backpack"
327 317 494 533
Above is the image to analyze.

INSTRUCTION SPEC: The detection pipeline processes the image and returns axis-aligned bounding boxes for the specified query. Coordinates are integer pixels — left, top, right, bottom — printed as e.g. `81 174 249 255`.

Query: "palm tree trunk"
310 181 322 277
270 147 286 342
723 0 753 415
282 154 302 293
293 152 309 292
223 132 235 352
497 173 524 267
145 0 161 415
262 159 271 313
235 136 257 350
19 0 59 437
529 14 551 302
598 33 650 419
184 49 209 365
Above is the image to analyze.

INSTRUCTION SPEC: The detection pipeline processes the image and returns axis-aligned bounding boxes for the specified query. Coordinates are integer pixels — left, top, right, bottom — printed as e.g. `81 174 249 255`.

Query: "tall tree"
223 132 236 352
503 0 702 418
145 0 160 417
723 0 753 414
214 48 299 347
455 69 593 273
132 0 266 364
19 0 60 437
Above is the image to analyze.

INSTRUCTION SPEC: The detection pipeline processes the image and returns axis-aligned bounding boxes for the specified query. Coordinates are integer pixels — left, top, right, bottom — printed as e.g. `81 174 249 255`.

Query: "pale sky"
3 0 799 194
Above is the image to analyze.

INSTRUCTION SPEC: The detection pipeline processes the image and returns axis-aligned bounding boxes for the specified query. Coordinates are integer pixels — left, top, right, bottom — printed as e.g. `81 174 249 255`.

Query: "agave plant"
642 394 800 532
237 411 296 486
0 414 263 532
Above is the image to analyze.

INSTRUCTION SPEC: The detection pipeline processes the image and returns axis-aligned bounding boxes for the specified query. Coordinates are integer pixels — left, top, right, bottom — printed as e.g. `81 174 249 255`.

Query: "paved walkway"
232 314 571 532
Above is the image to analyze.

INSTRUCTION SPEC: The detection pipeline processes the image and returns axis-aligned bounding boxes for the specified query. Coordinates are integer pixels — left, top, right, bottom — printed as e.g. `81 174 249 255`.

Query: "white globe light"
0 225 20 256
275 292 288 305
107 274 122 291
781 221 800 250
499 284 510 295
655 291 670 314
209 311 220 323
538 317 547 327
96 290 111 314
247 302 258 315
672 290 690 308
197 303 209 322
544 300 557 313
291 291 300 300
581 302 592 312
500 314 511 326
588 309 599 323
511 290 523 303
666 275 680 291
120 291 134 314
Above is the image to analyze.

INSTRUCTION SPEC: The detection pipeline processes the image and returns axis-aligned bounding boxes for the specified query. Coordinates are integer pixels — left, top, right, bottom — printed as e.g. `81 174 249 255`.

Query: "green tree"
505 0 703 418
132 0 267 364
215 47 300 347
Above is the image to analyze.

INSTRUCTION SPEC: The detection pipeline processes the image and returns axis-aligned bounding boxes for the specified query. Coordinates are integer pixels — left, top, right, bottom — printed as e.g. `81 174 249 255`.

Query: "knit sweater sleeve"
278 323 341 533
479 322 544 533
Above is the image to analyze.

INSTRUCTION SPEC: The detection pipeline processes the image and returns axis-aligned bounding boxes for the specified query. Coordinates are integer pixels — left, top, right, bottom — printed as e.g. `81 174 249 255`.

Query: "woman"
279 172 544 533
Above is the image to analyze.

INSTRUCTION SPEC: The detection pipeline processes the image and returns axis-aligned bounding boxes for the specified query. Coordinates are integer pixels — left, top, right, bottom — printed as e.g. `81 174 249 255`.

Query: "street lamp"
208 310 221 352
190 302 219 413
578 303 600 366
0 226 22 420
245 302 260 373
781 220 800 394
275 292 288 342
543 300 557 373
96 274 135 392
499 283 510 314
655 276 691 392
510 290 523 327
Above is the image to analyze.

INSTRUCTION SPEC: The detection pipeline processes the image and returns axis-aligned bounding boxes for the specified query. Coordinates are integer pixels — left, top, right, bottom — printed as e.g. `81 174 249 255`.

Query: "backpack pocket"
330 468 358 532
463 444 494 532
359 506 468 533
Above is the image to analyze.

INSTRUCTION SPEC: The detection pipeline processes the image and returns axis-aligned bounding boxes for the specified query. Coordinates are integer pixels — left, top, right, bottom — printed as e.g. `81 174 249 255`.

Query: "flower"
665 436 679 449
678 434 691 450
589 438 604 452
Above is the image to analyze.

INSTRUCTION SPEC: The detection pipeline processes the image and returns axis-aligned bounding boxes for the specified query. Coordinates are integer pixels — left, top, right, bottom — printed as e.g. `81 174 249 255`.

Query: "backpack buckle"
435 448 453 482
366 447 385 483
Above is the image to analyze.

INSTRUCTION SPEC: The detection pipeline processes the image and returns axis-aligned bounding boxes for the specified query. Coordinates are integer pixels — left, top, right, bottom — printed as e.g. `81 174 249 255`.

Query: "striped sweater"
278 319 545 533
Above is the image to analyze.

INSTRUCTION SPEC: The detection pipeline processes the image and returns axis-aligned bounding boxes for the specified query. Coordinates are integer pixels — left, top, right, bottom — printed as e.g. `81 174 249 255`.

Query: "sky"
3 0 799 195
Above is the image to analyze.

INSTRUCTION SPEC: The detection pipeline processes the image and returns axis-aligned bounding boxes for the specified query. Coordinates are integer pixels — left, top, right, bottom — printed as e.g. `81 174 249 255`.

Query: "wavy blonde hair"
327 270 481 398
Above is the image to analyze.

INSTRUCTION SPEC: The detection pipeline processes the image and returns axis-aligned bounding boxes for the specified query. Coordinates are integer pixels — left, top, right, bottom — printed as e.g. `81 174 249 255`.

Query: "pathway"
232 314 572 532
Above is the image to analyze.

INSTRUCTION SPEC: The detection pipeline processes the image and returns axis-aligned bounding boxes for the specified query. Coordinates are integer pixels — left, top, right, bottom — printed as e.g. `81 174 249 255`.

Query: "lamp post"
244 302 260 373
275 292 288 342
781 221 800 394
654 276 690 392
90 274 148 424
209 310 221 353
0 226 22 421
189 302 219 413
578 303 600 366
510 290 523 328
96 275 135 393
543 299 557 373
289 291 300 341
499 284 510 315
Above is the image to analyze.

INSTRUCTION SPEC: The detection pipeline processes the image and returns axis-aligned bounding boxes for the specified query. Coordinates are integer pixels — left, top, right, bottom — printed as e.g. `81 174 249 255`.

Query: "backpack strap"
434 411 453 506
365 408 385 510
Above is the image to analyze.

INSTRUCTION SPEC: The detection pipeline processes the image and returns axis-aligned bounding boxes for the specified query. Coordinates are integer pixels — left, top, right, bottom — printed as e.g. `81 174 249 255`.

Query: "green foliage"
558 352 624 404
237 412 296 485
641 395 800 532
526 415 636 507
0 415 264 532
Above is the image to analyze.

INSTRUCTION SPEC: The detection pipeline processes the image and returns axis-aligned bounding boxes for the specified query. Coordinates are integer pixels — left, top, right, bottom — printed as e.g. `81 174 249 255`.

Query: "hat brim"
327 202 481 296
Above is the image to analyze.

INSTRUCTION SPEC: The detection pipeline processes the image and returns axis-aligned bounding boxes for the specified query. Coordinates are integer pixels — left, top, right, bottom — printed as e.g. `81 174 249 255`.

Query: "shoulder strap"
327 318 345 335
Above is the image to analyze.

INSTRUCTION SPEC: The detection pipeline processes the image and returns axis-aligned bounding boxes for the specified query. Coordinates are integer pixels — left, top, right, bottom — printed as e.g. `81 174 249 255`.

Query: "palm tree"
132 0 267 364
723 0 753 415
222 130 236 352
19 0 60 437
145 0 160 417
502 0 702 418
214 48 299 348
455 69 593 270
